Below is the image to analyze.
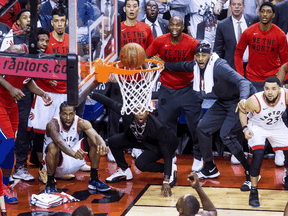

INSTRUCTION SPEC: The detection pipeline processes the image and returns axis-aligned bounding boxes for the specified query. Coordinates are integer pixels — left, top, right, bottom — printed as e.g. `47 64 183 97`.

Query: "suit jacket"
39 14 53 33
40 1 53 16
273 1 288 34
141 17 169 37
214 14 259 70
90 92 178 177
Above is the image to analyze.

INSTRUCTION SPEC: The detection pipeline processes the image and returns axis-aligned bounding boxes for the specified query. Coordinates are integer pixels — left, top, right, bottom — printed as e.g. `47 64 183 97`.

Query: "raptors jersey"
248 88 286 130
43 115 80 152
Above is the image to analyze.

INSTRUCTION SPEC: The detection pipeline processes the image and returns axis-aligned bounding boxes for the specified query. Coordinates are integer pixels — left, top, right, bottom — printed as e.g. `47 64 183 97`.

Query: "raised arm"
46 119 79 158
78 118 108 155
277 63 288 85
90 92 122 115
164 61 195 73
188 172 217 216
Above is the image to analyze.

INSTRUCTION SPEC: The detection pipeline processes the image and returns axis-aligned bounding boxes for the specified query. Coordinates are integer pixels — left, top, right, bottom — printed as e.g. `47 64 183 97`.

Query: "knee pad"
250 149 265 177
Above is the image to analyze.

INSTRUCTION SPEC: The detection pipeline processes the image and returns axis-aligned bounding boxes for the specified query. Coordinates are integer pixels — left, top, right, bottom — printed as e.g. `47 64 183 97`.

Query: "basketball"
119 43 146 69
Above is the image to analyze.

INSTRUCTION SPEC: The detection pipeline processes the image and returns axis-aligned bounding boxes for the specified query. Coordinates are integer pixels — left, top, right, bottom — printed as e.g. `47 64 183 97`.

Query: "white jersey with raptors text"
248 88 286 130
43 115 80 152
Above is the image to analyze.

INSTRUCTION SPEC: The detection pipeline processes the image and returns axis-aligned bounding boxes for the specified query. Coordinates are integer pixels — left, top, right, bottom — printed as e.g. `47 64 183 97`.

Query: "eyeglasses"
146 6 157 10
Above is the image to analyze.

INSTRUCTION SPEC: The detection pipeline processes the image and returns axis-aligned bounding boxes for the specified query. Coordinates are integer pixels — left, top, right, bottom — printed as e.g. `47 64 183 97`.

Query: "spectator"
40 0 58 16
0 22 13 51
13 9 30 44
272 0 288 36
141 0 169 38
0 0 21 28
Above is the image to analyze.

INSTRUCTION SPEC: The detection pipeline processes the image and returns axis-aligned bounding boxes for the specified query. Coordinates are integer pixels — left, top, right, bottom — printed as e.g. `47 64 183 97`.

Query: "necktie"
237 21 242 43
152 23 157 39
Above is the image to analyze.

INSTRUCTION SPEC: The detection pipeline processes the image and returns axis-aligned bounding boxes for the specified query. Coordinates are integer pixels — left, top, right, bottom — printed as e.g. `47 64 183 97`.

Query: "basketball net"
109 60 163 115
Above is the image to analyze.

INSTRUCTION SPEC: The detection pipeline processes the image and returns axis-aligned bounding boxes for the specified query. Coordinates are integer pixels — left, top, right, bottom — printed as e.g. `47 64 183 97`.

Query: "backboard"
67 0 119 106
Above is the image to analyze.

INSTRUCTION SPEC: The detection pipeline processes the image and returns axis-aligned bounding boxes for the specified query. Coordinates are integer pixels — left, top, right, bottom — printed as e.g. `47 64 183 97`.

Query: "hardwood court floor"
6 154 288 215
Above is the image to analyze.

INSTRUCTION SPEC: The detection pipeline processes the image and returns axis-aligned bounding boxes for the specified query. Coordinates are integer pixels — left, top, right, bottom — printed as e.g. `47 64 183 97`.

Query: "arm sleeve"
164 61 195 73
90 92 122 115
214 23 225 58
234 30 249 77
278 34 288 65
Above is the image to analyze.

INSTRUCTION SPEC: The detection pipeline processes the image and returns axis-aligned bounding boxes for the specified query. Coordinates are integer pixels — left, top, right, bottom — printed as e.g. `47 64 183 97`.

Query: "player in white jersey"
239 77 288 207
43 101 110 194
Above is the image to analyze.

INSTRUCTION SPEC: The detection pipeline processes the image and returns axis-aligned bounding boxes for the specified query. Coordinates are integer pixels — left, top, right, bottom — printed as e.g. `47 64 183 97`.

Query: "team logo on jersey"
29 112 35 121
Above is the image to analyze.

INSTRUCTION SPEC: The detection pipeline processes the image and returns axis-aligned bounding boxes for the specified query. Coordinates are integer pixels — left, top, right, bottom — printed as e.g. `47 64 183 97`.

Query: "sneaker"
231 155 241 165
3 185 18 204
80 164 91 172
196 163 220 179
88 179 111 191
249 188 260 207
275 150 284 167
168 164 177 188
45 184 57 194
241 174 261 192
56 174 75 180
38 167 48 184
13 166 35 182
131 148 144 159
107 147 116 162
191 158 203 172
9 176 14 184
106 167 133 183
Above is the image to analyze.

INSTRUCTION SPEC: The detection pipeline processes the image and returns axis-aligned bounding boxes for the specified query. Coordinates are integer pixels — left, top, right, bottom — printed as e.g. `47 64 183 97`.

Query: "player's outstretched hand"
235 99 246 113
150 55 165 64
188 172 200 189
9 87 25 101
97 145 109 155
42 93 53 106
161 183 172 197
244 129 254 140
74 149 88 160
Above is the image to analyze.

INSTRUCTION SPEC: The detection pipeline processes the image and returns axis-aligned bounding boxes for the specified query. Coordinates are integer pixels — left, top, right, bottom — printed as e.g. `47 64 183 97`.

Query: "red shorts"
0 102 19 139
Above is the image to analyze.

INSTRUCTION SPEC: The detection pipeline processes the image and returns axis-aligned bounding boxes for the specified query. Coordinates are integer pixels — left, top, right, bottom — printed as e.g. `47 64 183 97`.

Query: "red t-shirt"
0 0 21 28
0 76 31 107
121 21 154 50
36 33 69 94
235 23 288 82
146 33 199 89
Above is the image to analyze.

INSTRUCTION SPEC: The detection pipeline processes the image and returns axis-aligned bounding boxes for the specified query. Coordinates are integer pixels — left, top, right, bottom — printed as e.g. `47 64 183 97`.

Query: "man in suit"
272 0 288 35
90 91 178 198
40 0 58 16
214 0 259 70
141 0 169 38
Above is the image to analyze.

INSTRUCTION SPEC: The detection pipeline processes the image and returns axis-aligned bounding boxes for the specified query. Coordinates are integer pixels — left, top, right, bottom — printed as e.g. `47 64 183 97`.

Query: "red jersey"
0 76 31 107
121 21 154 50
146 33 199 89
0 0 21 28
235 23 288 82
36 33 69 94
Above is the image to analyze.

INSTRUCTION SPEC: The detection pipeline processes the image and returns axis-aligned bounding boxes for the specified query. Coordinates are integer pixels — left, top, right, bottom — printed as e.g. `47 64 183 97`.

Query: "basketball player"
176 172 217 216
90 91 178 197
146 15 202 172
239 77 288 207
28 7 71 182
0 75 53 204
161 42 256 191
43 102 110 193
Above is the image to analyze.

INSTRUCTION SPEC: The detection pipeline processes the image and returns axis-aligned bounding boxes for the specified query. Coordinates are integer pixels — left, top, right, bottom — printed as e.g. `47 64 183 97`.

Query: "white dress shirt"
145 18 164 38
232 15 249 62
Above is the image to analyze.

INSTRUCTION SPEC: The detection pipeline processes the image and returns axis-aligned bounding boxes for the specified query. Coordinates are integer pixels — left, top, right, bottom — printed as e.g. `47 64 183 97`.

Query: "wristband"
242 125 248 132
163 181 169 184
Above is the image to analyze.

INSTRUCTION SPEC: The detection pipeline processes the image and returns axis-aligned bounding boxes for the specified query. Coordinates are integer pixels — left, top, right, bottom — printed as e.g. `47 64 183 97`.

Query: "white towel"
193 52 219 94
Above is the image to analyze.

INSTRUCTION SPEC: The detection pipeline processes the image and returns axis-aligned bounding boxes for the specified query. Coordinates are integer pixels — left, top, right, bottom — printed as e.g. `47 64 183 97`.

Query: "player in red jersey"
146 15 202 173
235 2 288 91
0 74 52 204
27 7 71 183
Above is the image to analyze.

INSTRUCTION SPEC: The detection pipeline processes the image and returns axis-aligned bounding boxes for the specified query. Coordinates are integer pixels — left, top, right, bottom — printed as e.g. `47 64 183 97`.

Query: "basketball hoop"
105 59 164 115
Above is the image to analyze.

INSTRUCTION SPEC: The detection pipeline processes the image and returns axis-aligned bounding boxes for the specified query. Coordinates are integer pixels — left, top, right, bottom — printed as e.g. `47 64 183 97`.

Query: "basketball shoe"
106 167 133 183
196 162 220 179
80 164 91 172
13 166 35 182
249 187 260 207
231 155 241 165
275 150 284 167
3 185 18 204
45 183 57 194
88 179 111 191
191 158 203 172
240 171 261 191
